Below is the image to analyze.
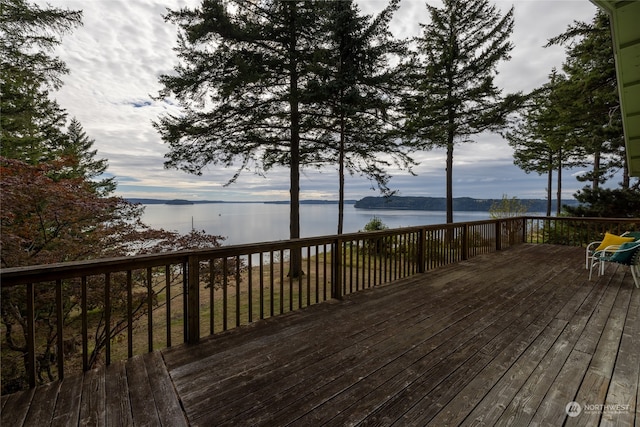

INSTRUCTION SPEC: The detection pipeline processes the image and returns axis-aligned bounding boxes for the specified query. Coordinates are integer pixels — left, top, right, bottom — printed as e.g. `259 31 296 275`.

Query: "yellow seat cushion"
595 232 635 251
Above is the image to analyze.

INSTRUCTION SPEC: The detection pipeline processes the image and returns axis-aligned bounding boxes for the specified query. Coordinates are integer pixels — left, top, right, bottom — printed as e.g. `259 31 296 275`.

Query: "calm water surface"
141 203 494 246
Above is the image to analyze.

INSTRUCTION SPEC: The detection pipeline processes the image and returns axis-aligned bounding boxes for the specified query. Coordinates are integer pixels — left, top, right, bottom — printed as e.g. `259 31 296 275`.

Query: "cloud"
39 0 601 202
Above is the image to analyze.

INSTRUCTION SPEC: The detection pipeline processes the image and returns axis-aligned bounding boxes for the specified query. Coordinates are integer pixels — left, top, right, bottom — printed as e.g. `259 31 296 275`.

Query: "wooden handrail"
1 216 638 392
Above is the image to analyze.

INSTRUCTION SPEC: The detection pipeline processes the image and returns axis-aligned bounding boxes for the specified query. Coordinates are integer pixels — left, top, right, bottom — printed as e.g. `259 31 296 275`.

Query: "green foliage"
402 0 522 223
363 216 388 232
565 186 640 218
57 118 116 196
361 217 389 256
308 0 413 233
489 194 528 219
505 71 581 215
545 11 626 188
156 0 333 275
156 1 327 178
0 0 238 391
0 0 82 163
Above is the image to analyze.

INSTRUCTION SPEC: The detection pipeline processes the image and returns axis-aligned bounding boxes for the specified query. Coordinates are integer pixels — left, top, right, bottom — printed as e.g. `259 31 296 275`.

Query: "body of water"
140 202 499 246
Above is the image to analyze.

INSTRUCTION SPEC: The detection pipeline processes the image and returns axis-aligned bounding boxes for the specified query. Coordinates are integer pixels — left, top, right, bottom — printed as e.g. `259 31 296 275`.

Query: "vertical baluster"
260 253 265 320
235 255 241 327
105 272 111 365
182 262 188 342
315 245 320 303
383 236 388 283
209 259 215 335
367 238 372 287
26 283 36 388
270 251 274 317
394 234 399 280
306 246 311 306
373 237 378 286
166 267 171 347
248 254 253 324
343 241 348 294
147 267 153 352
281 249 286 314
333 238 343 300
82 276 88 371
323 245 328 300
297 247 302 309
355 239 360 291
223 257 228 331
127 270 133 358
56 279 64 380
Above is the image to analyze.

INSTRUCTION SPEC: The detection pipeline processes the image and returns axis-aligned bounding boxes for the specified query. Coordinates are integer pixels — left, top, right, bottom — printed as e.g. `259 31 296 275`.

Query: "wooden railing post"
462 224 469 261
187 255 200 344
417 228 426 273
182 262 188 342
332 238 343 300
495 219 502 251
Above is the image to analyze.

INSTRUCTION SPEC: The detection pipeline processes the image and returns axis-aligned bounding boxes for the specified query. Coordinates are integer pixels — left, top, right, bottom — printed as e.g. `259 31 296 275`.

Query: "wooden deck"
2 244 639 426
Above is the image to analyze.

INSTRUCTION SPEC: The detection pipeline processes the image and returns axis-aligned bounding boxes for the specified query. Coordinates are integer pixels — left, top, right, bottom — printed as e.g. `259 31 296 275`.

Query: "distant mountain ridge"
127 198 357 205
354 196 578 212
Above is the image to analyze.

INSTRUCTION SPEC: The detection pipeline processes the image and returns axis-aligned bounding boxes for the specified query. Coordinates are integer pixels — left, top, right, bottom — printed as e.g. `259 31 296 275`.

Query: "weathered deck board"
1 244 638 426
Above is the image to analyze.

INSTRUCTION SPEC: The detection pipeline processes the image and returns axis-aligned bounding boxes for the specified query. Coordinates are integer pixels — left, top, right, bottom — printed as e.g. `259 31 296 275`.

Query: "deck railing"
1 216 638 392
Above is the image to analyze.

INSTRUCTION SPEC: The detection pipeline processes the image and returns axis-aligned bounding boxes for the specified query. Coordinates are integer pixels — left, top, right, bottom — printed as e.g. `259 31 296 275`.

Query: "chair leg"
589 259 598 281
631 265 640 288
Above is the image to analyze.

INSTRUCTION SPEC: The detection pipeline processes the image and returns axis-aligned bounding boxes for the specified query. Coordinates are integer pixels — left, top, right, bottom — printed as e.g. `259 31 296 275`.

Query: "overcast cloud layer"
37 0 599 201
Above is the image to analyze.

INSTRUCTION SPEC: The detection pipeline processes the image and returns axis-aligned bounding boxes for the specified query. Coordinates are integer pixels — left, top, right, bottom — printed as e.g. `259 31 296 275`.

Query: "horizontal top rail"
2 214 638 393
2 216 638 287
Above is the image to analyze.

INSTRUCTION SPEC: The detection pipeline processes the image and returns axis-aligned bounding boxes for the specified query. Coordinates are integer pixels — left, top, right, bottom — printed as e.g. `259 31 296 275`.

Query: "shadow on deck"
2 244 639 426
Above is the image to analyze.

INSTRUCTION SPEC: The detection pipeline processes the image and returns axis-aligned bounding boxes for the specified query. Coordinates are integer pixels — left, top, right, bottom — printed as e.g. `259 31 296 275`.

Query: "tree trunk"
556 149 562 216
338 114 345 235
592 150 600 191
446 140 454 224
546 160 553 217
287 2 303 278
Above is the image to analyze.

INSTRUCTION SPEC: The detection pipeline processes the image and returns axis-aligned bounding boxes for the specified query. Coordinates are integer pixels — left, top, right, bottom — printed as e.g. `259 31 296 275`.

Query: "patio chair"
589 240 640 288
585 231 639 269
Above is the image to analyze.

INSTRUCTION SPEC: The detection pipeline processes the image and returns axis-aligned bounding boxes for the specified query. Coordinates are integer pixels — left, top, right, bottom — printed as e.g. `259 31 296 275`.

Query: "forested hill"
354 196 578 212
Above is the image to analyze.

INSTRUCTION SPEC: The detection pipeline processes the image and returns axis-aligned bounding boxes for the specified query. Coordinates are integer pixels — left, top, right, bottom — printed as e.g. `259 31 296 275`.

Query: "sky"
37 0 601 202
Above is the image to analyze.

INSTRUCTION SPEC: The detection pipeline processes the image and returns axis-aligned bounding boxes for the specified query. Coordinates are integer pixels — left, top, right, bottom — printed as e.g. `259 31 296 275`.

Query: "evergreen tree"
506 71 582 216
0 0 82 163
403 0 520 224
546 11 626 189
310 0 413 234
565 185 640 218
59 118 116 196
156 0 329 276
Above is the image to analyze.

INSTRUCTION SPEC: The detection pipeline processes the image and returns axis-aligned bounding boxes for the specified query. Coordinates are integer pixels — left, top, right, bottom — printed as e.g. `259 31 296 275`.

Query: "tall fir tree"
59 118 116 196
310 0 412 234
156 0 331 276
403 0 520 224
0 0 82 163
546 11 625 189
506 71 583 215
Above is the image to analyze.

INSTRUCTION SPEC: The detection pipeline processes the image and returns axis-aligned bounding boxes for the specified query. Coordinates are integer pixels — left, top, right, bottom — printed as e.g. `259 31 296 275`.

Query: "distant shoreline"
128 196 577 212
127 198 358 205
354 196 578 212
